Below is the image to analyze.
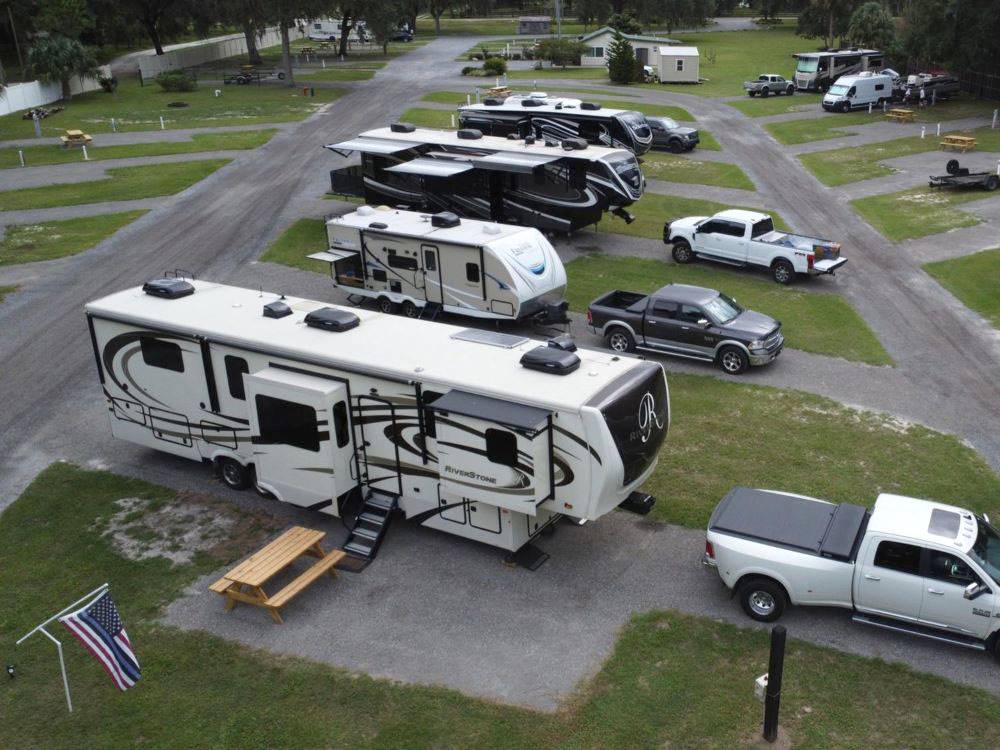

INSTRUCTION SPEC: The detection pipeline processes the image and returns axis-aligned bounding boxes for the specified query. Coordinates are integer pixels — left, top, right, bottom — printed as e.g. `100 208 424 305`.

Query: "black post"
763 625 786 743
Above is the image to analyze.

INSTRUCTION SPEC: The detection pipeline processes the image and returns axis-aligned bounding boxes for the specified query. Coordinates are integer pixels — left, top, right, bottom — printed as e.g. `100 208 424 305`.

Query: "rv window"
387 249 419 271
466 263 480 283
333 401 350 448
422 390 443 438
423 248 437 271
255 395 319 452
224 355 249 400
140 337 184 372
372 268 388 282
485 428 517 467
875 83 885 91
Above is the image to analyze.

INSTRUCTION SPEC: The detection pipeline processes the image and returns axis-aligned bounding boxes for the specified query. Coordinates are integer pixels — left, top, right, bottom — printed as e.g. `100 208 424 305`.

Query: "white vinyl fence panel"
0 66 112 117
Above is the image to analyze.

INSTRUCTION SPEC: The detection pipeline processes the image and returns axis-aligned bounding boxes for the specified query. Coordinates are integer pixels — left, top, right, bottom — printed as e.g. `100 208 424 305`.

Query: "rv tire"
672 240 693 264
218 457 251 490
377 296 397 315
402 300 420 318
606 327 635 353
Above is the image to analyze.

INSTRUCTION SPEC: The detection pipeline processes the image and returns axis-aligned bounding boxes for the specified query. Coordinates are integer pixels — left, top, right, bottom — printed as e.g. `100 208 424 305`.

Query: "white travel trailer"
85 279 669 564
309 206 569 323
822 72 893 112
308 18 366 42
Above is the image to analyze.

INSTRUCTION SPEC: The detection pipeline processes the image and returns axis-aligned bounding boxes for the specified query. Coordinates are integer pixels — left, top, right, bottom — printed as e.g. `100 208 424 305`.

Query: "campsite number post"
762 625 786 743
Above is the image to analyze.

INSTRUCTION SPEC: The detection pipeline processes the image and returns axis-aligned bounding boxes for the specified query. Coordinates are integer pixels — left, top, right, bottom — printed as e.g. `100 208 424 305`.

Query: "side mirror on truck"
963 582 985 600
698 318 711 328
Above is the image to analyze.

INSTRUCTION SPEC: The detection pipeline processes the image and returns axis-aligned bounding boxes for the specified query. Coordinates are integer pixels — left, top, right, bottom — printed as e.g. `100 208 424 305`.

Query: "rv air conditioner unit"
521 99 543 107
431 212 461 228
142 278 195 299
304 307 360 332
562 138 587 151
263 300 292 319
519 345 581 375
390 122 416 133
457 128 483 139
580 102 601 110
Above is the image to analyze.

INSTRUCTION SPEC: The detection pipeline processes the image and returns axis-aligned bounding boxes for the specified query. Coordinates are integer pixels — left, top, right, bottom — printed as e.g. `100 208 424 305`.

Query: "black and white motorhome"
309 206 569 323
792 48 884 92
326 125 645 233
85 280 669 562
457 93 653 155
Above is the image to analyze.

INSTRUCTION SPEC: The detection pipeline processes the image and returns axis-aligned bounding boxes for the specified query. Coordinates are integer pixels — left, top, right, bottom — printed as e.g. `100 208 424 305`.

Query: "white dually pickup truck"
664 209 847 284
705 487 1000 661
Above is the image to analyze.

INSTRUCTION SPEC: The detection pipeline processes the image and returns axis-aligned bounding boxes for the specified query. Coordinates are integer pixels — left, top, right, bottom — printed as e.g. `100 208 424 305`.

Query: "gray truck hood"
722 310 779 337
671 126 698 137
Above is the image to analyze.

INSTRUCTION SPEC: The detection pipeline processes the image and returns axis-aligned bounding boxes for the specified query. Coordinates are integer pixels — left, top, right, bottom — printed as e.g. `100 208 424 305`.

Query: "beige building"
578 27 679 68
657 46 700 83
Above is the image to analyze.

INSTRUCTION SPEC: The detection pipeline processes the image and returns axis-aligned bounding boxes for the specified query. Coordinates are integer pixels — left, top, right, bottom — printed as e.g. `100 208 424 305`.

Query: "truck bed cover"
710 487 868 561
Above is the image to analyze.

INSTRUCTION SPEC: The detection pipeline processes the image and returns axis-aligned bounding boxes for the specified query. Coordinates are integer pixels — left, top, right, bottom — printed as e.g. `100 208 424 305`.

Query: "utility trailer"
929 160 1000 192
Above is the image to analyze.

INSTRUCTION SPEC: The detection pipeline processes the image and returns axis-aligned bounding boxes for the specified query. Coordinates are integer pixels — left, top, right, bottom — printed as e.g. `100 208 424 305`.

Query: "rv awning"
429 389 550 431
384 158 474 178
308 249 358 262
324 137 419 157
471 152 561 173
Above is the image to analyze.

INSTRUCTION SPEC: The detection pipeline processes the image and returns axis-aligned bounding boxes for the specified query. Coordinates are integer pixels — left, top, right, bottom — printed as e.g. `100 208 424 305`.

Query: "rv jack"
612 207 635 224
619 492 655 515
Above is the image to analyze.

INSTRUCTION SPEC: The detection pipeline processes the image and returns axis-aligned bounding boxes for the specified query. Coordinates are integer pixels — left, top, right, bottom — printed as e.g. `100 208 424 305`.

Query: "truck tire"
840 101 851 113
786 85 794 95
738 577 787 622
992 633 1000 664
606 327 635 354
668 139 685 154
718 346 749 375
761 87 770 98
217 458 250 490
986 175 999 191
748 90 757 97
377 296 397 315
771 258 794 285
672 240 694 264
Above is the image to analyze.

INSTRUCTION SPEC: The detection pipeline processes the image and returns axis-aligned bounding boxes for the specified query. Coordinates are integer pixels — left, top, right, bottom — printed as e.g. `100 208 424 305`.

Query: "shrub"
535 38 586 68
483 57 507 76
461 65 483 76
155 70 197 92
98 74 118 93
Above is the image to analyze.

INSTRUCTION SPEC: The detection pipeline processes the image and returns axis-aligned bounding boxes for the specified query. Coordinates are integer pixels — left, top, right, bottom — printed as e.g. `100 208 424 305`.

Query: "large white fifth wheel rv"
85 279 669 564
309 206 569 324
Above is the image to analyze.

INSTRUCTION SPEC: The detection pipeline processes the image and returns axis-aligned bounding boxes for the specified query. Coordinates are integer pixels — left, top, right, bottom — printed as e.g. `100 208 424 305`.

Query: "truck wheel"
748 90 757 97
606 327 635 353
840 101 851 113
786 85 794 95
761 87 770 98
986 175 999 191
377 296 397 315
402 300 420 318
739 578 787 622
668 139 684 154
992 634 1000 664
672 240 694 264
718 346 749 375
217 458 250 490
771 258 794 285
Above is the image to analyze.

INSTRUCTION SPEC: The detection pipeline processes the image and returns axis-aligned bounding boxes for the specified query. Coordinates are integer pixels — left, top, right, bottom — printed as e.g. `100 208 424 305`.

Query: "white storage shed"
657 46 700 84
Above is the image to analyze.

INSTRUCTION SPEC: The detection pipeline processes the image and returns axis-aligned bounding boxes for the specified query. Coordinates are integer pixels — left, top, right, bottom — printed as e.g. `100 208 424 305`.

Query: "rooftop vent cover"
547 334 577 352
521 98 543 107
483 97 503 106
431 211 460 228
457 128 483 140
142 278 194 299
304 307 360 332
390 122 416 133
520 345 581 375
369 221 389 230
524 135 536 145
263 300 292 319
580 102 601 110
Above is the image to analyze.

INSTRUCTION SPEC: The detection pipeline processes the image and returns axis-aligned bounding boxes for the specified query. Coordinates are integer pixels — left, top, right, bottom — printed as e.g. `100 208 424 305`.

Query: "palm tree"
27 35 99 100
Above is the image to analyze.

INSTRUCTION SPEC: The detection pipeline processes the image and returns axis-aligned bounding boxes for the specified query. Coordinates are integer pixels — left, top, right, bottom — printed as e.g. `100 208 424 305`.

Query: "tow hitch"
619 491 655 515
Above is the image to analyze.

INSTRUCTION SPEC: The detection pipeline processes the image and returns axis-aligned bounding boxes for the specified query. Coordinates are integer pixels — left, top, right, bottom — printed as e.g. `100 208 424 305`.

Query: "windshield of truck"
970 518 1000 584
703 294 743 324
750 217 774 238
606 152 643 196
796 58 818 73
654 117 678 130
828 84 849 96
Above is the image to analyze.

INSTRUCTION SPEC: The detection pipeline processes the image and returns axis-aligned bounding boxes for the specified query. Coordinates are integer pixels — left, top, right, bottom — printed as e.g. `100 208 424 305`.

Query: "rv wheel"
377 296 397 315
402 300 420 318
217 458 250 490
606 327 635 353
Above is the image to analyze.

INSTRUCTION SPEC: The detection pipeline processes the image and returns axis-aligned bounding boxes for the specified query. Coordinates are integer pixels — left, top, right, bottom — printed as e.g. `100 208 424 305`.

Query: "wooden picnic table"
209 526 345 623
60 129 92 147
940 134 977 152
885 108 916 123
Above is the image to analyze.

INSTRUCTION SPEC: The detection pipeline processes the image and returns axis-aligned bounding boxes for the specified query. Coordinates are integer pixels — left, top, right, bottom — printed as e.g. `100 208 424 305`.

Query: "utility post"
763 625 786 743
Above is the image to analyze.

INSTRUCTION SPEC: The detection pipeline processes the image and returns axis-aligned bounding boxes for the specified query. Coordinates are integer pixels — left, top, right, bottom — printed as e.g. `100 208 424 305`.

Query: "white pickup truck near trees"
705 488 1000 661
664 210 848 284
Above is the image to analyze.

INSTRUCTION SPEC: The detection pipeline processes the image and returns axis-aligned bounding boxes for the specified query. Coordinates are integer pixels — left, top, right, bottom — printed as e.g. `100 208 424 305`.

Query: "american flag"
59 592 141 691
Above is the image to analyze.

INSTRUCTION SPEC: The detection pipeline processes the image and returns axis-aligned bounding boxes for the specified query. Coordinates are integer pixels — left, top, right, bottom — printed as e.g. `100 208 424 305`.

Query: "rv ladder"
340 488 398 566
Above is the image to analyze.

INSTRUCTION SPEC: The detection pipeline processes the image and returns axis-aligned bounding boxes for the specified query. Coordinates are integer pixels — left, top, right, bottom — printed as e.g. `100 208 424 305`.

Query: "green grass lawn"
800 127 1000 186
258 218 328 273
296 67 375 81
729 94 821 117
596 192 787 241
641 151 753 190
505 66 610 80
0 284 16 302
924 247 1000 327
0 78 341 140
4 454 1000 746
0 159 230 211
0 211 147 266
852 186 996 241
567 255 889 365
0 129 276 170
398 107 456 129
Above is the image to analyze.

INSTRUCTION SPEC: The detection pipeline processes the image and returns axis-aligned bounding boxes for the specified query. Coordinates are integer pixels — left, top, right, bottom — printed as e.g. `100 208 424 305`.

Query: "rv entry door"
421 244 443 304
246 367 355 512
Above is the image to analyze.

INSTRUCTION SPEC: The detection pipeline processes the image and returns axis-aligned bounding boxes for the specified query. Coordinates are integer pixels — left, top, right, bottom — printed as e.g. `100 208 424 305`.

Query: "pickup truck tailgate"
813 257 848 274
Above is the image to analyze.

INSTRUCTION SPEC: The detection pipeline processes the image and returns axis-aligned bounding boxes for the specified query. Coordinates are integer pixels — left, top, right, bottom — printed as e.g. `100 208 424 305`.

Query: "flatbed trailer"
929 160 999 191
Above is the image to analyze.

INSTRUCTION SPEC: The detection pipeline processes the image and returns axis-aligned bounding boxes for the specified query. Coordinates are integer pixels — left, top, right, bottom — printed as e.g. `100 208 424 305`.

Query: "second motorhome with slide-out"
793 48 883 91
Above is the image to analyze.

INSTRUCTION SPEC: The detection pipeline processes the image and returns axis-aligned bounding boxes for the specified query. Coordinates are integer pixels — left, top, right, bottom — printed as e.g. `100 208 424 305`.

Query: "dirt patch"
744 725 791 749
94 491 283 566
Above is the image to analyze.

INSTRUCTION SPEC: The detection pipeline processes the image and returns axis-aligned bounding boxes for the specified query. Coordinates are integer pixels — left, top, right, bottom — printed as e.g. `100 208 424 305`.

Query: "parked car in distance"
645 116 699 153
743 74 795 97
664 209 847 284
587 284 784 374
389 28 414 42
705 487 1000 662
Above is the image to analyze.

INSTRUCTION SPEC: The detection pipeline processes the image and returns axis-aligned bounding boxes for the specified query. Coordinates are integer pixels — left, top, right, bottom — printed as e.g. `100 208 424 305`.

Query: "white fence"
137 25 305 80
0 65 112 117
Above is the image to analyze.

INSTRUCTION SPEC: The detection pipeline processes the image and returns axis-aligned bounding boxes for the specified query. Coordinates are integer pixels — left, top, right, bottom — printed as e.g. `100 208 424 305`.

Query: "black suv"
587 283 784 374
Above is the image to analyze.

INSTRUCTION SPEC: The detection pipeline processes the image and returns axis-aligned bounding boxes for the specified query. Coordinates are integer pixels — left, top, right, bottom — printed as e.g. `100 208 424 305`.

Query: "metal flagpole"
15 582 109 713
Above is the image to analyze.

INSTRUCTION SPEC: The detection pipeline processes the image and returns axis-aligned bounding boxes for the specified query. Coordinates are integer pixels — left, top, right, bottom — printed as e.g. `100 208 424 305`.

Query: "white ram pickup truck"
664 209 847 284
705 487 1000 661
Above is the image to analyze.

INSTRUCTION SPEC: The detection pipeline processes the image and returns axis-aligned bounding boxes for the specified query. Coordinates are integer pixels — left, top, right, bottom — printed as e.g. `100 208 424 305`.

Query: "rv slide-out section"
310 206 569 323
85 280 670 554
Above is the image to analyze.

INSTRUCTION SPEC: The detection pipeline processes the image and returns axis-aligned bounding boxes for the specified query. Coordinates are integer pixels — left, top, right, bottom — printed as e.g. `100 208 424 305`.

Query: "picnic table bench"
885 108 916 123
209 526 345 623
60 129 92 147
940 134 977 152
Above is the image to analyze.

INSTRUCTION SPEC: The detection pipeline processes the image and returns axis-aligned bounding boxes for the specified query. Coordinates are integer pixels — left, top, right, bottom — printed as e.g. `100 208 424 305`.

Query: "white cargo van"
822 72 893 112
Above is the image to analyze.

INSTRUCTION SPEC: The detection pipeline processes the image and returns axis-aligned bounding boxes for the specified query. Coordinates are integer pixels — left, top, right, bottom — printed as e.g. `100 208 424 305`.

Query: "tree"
535 38 587 68
902 0 1000 73
35 0 95 40
846 2 895 50
658 0 715 32
607 11 642 34
577 0 610 29
367 0 405 54
261 0 327 85
797 0 857 49
27 34 99 98
427 0 453 34
117 0 190 55
755 0 785 21
606 30 638 83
